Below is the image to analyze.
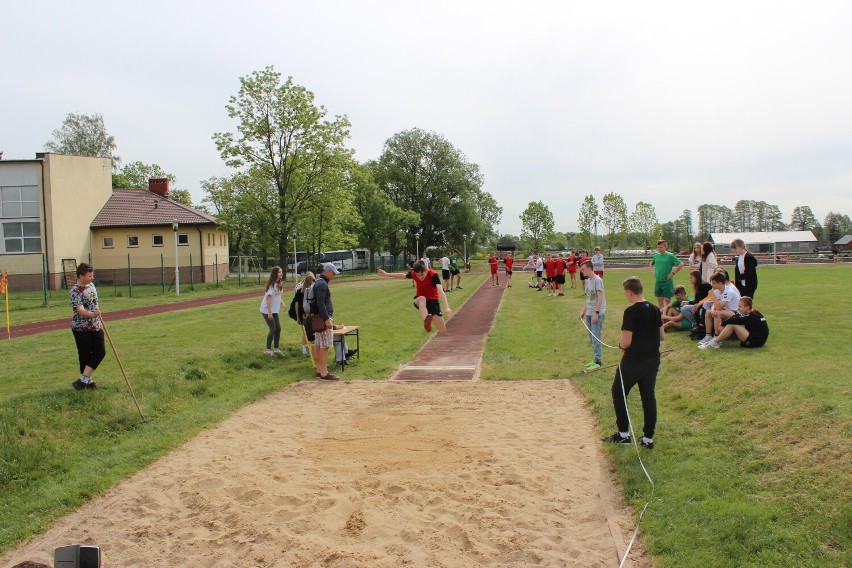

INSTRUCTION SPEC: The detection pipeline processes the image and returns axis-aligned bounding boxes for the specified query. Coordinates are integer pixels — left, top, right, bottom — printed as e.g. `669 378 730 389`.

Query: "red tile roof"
91 189 218 228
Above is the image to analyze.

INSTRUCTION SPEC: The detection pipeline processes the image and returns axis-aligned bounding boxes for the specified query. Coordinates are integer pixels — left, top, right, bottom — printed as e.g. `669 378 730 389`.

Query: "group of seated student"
665 265 769 350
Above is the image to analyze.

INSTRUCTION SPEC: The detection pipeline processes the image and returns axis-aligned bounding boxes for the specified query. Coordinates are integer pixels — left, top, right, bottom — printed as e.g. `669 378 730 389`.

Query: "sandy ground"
2 379 650 567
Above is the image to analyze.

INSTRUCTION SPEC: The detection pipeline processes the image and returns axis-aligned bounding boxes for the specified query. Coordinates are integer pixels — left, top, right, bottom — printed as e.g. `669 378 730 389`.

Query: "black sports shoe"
84 381 97 390
72 379 85 391
345 349 358 360
640 438 655 449
602 432 631 444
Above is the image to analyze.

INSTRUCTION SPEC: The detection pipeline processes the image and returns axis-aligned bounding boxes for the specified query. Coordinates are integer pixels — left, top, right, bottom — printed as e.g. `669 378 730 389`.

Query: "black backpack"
288 284 303 321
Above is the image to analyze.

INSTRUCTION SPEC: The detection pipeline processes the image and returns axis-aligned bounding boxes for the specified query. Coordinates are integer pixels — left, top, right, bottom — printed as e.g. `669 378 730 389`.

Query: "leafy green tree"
45 112 120 167
519 201 555 254
790 206 819 232
629 201 660 251
202 170 279 260
600 193 628 253
112 161 193 206
577 195 599 251
697 204 734 238
370 128 495 254
824 212 852 243
113 161 175 188
212 66 353 268
347 163 419 267
678 209 694 245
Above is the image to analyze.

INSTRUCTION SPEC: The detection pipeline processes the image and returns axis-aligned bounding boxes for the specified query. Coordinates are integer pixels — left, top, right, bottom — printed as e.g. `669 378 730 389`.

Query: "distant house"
834 235 852 251
709 231 817 254
0 153 228 291
90 179 229 286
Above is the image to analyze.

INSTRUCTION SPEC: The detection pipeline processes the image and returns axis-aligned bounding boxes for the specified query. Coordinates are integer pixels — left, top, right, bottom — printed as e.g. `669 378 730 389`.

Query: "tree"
519 201 555 253
697 204 734 238
599 193 628 253
112 161 194 206
113 161 176 189
348 162 419 267
577 195 599 251
370 128 495 255
629 201 660 251
790 206 819 232
45 112 120 167
212 66 353 268
823 212 852 243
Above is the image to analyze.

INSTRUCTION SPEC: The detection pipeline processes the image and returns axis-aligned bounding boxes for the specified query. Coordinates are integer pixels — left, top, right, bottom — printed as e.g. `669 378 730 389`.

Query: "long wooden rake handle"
99 315 147 422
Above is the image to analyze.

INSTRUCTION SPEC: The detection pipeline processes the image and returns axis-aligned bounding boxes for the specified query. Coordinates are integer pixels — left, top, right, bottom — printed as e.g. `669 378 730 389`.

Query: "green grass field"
482 264 851 567
1 266 849 567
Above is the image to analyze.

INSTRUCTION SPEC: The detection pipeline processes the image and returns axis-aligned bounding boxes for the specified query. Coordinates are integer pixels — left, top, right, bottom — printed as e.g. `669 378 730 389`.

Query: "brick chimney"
149 178 169 197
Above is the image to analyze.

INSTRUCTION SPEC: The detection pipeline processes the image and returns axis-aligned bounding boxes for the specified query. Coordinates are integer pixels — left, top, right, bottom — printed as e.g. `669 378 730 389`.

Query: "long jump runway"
393 280 505 381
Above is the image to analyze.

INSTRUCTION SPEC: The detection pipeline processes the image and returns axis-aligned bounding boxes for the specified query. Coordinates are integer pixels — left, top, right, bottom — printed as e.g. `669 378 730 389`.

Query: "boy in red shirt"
567 251 579 289
555 253 568 296
489 252 500 286
544 254 558 296
503 252 514 287
378 262 454 332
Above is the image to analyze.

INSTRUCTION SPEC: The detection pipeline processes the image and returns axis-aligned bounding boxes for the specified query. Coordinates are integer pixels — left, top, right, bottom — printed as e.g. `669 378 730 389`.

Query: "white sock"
81 375 92 384
642 437 653 444
619 432 629 439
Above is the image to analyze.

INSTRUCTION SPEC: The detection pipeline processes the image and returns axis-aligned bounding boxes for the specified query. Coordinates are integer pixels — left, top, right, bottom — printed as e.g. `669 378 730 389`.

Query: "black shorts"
546 276 555 283
450 267 460 275
505 269 513 275
740 335 765 348
536 271 543 277
556 274 566 284
414 297 442 316
442 269 451 280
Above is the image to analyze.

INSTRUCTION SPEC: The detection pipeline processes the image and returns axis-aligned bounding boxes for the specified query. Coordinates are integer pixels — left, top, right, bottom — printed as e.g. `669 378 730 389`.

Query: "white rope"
579 316 655 568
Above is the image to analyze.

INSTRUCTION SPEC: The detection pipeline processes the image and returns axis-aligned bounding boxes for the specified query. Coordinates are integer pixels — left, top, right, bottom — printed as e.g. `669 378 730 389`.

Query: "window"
152 234 164 247
128 236 139 247
206 233 211 246
0 185 41 254
1 186 39 218
102 236 114 248
1 221 41 253
177 233 189 246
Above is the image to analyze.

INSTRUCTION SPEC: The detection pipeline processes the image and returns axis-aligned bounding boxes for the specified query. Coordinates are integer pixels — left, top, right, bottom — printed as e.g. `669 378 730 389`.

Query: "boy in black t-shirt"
698 296 768 349
603 276 664 449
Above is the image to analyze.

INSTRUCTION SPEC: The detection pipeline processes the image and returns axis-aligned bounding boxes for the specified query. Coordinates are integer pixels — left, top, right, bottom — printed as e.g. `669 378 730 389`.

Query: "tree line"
516 198 851 255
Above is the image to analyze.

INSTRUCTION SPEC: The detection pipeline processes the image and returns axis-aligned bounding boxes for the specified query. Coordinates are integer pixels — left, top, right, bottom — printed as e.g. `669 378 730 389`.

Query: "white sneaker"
698 341 720 350
264 349 275 356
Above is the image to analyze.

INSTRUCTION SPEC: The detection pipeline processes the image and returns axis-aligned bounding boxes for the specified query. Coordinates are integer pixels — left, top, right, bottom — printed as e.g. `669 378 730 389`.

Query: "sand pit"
2 379 650 567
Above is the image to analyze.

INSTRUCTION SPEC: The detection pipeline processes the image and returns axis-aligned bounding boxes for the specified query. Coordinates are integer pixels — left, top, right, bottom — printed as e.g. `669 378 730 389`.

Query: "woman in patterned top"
70 263 105 390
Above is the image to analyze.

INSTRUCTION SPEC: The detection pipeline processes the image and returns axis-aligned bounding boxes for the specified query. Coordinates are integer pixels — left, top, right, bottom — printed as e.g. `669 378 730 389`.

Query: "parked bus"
297 249 369 274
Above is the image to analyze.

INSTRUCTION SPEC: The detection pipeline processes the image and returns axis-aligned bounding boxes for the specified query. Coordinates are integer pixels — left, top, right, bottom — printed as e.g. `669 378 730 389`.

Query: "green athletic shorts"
654 279 674 298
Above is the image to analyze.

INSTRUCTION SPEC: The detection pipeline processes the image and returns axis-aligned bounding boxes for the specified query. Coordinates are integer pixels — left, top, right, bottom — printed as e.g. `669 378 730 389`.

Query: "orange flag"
0 271 7 294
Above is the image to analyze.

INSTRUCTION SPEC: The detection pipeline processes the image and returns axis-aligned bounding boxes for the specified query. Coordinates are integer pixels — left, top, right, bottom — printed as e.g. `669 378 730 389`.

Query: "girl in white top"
591 246 605 276
688 242 703 270
260 266 284 355
700 242 718 284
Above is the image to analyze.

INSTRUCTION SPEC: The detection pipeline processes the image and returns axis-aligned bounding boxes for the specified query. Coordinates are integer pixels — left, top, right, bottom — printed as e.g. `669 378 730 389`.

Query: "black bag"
288 288 303 322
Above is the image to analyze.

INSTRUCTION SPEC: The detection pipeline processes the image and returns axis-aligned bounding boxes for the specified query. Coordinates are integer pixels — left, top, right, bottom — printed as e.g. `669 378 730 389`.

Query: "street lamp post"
463 234 468 269
172 219 180 296
291 233 297 283
416 232 421 259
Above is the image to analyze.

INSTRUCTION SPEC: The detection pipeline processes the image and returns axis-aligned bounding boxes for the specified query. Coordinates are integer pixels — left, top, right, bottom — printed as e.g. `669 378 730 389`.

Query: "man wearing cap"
313 262 341 381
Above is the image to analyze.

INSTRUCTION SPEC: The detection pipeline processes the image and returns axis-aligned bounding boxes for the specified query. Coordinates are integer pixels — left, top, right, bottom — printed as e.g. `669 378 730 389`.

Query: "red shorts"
490 265 498 274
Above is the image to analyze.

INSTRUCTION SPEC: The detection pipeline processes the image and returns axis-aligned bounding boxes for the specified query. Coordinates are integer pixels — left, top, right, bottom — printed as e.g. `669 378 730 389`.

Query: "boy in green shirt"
650 239 683 310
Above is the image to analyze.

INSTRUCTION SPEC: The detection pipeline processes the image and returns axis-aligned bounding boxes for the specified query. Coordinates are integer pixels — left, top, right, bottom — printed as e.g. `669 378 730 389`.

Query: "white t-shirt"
420 256 430 268
720 282 741 312
260 285 283 315
584 275 606 314
440 256 451 270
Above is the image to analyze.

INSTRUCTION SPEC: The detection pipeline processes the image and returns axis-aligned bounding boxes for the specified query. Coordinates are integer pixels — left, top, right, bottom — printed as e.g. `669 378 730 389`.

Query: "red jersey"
503 256 514 270
555 258 567 275
568 255 579 273
489 255 499 274
544 259 557 278
407 269 441 299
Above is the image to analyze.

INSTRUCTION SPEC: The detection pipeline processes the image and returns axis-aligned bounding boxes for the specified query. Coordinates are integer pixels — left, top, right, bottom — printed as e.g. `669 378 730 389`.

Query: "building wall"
42 154 113 288
91 226 229 285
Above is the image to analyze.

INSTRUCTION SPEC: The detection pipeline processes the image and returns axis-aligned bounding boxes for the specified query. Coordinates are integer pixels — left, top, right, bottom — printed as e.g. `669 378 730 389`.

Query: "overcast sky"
3 1 851 235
